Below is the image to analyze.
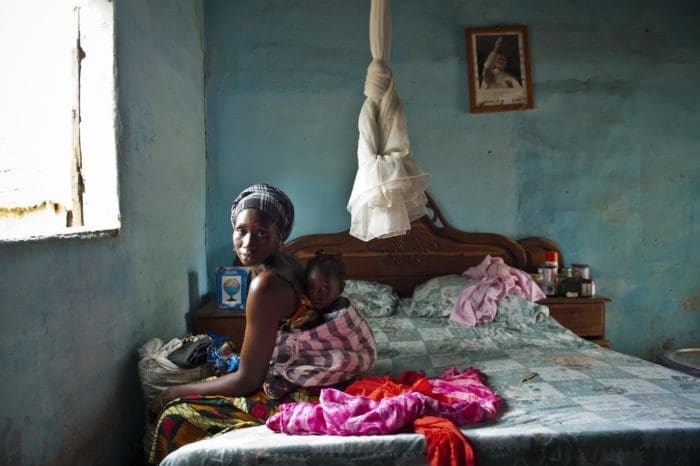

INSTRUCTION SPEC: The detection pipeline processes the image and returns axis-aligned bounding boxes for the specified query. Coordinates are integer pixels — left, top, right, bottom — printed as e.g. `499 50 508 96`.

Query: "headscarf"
230 184 295 241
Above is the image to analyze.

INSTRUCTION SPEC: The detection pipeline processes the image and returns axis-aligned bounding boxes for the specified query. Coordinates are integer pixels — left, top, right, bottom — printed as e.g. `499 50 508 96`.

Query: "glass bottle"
560 267 581 298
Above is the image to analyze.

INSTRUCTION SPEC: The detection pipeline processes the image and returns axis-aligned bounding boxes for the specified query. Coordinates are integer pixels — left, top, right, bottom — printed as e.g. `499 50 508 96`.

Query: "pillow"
342 280 400 317
495 294 550 324
402 274 471 317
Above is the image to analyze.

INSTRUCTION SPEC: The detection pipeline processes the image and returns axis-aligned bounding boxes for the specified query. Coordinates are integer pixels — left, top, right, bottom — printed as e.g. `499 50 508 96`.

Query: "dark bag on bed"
167 335 214 368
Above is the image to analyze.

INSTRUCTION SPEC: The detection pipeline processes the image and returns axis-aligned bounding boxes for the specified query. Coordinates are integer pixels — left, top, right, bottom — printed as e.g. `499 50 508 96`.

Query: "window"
0 0 119 241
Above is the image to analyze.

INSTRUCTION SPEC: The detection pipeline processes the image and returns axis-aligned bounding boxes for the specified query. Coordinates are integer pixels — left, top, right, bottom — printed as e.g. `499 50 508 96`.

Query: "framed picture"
215 266 251 310
465 25 534 113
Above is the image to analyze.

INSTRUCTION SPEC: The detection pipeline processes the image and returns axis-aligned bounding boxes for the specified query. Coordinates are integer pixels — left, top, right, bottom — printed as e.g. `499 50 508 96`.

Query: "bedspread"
161 304 700 466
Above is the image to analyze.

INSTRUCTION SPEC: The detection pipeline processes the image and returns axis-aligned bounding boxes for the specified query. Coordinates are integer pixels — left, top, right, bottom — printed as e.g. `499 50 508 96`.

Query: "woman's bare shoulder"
261 252 305 290
249 270 291 295
247 269 298 317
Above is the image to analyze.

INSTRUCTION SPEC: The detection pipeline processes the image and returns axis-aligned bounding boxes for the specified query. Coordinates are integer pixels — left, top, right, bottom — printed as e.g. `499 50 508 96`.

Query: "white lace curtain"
346 0 431 241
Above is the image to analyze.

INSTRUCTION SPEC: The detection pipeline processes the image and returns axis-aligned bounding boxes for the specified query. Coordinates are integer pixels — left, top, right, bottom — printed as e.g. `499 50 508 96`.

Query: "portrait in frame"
465 25 534 113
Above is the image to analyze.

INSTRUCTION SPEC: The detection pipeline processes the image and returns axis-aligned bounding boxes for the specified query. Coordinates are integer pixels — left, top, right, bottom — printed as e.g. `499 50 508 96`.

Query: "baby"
305 250 350 321
263 250 349 399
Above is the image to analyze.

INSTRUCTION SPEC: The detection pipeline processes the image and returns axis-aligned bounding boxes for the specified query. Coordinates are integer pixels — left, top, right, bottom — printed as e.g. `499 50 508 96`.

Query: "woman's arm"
150 271 297 411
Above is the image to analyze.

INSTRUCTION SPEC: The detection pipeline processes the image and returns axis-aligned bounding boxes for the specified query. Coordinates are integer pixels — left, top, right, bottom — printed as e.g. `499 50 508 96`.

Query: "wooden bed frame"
173 197 700 466
284 195 561 297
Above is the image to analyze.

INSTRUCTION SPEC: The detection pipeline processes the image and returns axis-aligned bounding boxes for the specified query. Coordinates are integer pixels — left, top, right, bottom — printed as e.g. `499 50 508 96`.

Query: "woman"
150 184 305 407
148 184 376 463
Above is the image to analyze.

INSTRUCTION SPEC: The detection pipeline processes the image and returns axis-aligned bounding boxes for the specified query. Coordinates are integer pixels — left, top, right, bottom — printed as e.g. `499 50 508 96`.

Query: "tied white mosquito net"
346 0 431 241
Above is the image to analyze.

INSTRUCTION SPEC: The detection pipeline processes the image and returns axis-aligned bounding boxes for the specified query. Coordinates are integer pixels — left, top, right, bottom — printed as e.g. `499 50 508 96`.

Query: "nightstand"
538 296 611 348
193 300 246 350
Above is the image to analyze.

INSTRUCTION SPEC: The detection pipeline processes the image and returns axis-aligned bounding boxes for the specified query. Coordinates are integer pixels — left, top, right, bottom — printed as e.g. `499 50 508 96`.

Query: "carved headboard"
283 195 561 297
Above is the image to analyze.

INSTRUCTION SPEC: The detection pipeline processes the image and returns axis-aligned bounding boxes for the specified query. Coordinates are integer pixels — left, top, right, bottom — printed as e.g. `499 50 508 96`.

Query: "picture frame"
465 25 534 113
215 266 251 310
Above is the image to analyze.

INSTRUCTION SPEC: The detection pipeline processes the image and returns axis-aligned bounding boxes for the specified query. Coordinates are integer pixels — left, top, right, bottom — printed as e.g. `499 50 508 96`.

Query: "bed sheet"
161 302 700 465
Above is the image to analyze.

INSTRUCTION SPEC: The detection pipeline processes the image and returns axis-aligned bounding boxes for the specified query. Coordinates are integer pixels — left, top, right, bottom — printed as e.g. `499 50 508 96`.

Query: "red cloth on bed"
414 416 475 466
344 370 452 403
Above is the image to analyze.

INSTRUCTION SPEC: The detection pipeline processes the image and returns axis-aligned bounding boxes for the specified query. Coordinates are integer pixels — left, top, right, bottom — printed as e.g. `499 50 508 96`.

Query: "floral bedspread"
161 298 700 465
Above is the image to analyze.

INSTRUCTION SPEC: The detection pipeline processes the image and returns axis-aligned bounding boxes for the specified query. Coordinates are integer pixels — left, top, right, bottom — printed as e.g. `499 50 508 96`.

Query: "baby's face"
307 269 343 310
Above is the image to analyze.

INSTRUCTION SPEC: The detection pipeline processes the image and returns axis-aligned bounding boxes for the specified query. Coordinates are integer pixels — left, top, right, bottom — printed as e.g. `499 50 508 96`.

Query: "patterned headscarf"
230 184 295 241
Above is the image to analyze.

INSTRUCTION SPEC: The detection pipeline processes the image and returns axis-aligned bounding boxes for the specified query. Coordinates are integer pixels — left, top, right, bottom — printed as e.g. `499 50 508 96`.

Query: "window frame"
0 0 120 242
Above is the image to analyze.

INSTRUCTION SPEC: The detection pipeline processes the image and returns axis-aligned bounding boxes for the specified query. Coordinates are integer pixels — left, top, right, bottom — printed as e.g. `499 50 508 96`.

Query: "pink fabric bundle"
449 255 545 327
266 367 501 436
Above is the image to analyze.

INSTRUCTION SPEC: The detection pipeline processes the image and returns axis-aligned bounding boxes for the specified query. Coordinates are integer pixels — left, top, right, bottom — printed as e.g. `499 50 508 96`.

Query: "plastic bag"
137 337 213 403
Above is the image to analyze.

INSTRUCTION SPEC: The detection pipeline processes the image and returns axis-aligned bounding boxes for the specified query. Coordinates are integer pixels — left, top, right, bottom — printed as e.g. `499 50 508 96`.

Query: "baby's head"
305 250 345 311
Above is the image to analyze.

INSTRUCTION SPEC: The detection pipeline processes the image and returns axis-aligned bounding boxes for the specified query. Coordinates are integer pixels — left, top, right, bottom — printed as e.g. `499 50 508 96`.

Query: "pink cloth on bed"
449 255 546 327
266 367 500 435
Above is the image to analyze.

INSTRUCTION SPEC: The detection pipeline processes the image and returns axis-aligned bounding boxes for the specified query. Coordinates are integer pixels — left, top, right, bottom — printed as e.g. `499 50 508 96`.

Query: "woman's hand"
148 387 178 414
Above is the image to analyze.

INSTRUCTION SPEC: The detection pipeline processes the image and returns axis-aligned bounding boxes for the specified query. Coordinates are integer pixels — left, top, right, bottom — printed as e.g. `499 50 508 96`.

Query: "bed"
160 198 700 465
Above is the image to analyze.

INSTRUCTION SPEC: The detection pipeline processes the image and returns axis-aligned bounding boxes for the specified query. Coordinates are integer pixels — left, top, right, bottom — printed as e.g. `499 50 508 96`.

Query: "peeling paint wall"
205 0 699 360
0 1 206 464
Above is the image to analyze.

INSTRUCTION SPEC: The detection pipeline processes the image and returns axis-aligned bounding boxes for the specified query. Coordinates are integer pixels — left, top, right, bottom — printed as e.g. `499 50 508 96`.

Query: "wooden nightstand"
538 296 611 348
193 300 246 350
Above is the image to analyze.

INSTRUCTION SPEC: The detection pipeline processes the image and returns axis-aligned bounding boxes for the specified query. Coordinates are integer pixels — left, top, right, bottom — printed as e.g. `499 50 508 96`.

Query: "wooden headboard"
283 195 562 297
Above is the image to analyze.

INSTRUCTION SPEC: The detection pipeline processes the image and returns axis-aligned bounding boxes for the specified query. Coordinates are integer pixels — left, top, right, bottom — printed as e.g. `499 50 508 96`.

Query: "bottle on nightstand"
558 263 596 298
559 268 580 298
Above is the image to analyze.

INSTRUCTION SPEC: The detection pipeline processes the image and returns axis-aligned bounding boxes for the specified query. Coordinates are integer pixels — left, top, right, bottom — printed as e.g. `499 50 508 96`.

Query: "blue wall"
0 1 206 464
205 0 699 360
